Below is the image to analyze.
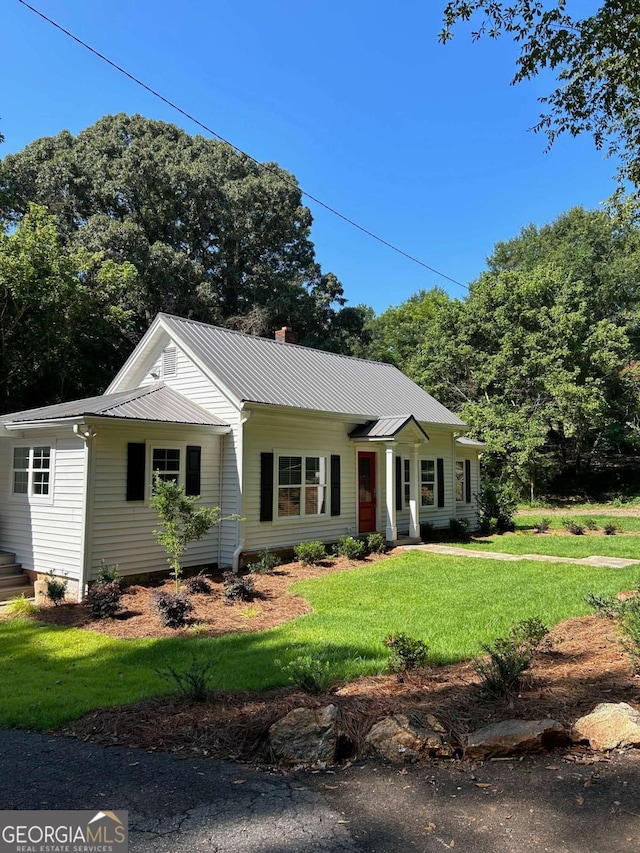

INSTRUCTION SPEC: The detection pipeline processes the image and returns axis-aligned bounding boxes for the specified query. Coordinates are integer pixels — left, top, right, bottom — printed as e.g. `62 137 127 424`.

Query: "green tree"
440 1 640 205
0 203 136 413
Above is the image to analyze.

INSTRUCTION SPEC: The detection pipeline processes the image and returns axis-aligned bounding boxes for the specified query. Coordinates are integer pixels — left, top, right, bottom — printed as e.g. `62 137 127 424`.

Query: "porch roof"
349 415 430 441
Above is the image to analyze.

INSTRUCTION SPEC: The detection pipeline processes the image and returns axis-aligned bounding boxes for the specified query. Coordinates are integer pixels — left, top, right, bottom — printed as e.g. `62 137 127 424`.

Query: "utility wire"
17 0 469 292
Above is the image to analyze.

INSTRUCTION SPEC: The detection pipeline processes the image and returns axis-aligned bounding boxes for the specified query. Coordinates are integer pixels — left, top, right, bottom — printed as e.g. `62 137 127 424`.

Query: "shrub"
474 617 550 698
153 591 194 628
335 536 366 561
4 594 37 618
249 549 282 574
279 653 333 694
603 523 617 536
222 571 256 604
620 598 640 672
294 540 326 565
183 571 212 594
86 581 123 619
366 532 387 554
583 517 598 531
476 481 518 533
533 517 551 534
448 517 469 540
157 656 215 703
420 521 435 542
384 633 429 673
563 519 585 535
45 571 67 606
584 591 623 619
97 561 122 587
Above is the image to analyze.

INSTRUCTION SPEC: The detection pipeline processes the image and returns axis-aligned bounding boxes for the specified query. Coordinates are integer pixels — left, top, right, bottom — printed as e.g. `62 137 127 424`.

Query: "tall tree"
440 2 640 205
2 114 361 350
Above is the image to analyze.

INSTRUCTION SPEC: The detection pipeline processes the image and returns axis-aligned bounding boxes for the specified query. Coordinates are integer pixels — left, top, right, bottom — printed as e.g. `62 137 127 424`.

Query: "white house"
0 313 483 600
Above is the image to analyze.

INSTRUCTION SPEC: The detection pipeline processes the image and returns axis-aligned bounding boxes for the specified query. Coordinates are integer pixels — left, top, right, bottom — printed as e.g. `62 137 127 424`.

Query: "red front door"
358 451 377 533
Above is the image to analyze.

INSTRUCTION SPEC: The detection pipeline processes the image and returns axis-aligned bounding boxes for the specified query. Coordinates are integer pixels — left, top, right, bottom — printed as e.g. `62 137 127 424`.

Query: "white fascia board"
84 415 231 434
105 315 168 393
2 417 86 432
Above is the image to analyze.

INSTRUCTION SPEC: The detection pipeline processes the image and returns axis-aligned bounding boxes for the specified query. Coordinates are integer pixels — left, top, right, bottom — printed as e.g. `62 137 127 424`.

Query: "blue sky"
2 0 614 314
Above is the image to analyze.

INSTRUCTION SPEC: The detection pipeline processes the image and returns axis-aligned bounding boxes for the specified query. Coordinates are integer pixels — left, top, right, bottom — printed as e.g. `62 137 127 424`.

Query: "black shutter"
465 459 472 503
126 442 145 501
260 452 274 522
185 445 201 496
437 458 445 507
330 454 341 516
395 456 402 511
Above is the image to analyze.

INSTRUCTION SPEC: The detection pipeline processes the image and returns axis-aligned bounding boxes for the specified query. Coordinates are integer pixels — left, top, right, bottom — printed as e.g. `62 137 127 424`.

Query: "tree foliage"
440 1 640 206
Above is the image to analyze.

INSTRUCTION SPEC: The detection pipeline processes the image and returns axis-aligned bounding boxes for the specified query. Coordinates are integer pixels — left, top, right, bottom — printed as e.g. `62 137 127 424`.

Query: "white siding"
0 429 86 580
243 410 359 552
89 421 223 580
139 338 241 566
455 446 481 531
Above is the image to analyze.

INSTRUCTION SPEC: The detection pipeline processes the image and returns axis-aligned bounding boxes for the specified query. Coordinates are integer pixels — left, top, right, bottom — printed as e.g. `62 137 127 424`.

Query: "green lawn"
462 533 640 560
1 550 637 731
516 513 640 533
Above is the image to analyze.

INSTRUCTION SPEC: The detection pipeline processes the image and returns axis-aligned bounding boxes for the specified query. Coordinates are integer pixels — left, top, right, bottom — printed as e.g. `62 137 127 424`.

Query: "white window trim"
420 458 437 508
403 458 411 509
455 459 465 503
274 449 330 522
9 441 56 505
145 441 185 502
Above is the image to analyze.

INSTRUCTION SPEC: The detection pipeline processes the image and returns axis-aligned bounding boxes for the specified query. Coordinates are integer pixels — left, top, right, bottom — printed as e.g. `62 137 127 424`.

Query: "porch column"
409 443 420 539
385 442 397 543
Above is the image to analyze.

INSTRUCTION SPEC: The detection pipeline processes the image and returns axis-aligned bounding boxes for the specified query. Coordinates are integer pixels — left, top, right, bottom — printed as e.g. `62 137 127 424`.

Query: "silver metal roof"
161 314 465 426
349 416 430 440
456 436 485 447
2 383 228 427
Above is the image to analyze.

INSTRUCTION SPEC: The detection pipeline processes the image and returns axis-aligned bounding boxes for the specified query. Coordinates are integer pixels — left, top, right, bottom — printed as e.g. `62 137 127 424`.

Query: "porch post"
409 443 420 539
385 442 397 543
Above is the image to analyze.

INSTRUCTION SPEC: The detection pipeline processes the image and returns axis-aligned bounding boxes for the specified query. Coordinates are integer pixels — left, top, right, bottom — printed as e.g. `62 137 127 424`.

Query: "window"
12 446 52 497
421 459 435 506
152 448 181 485
455 460 465 502
404 458 411 507
277 454 327 518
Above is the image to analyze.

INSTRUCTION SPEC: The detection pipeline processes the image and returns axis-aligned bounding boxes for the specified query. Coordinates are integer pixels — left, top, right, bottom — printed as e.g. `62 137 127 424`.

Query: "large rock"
572 703 640 750
365 713 453 763
466 719 566 759
269 705 343 765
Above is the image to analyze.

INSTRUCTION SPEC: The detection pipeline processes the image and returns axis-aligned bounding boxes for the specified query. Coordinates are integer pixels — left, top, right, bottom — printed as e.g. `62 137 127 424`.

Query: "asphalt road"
1 729 639 853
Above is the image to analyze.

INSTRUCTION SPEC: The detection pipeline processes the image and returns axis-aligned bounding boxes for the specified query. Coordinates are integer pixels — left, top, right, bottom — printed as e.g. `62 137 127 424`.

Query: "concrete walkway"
401 542 640 569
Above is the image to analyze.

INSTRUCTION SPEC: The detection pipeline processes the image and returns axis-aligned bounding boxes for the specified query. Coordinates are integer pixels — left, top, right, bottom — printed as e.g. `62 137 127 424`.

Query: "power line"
16 0 469 292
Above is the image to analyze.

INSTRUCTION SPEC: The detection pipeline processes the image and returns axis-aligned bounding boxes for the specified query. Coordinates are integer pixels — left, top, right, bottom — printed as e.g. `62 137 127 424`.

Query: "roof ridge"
158 312 400 369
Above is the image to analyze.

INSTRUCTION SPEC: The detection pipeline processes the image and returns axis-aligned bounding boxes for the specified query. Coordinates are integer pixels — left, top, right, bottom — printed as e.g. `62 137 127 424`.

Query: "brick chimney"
275 326 298 345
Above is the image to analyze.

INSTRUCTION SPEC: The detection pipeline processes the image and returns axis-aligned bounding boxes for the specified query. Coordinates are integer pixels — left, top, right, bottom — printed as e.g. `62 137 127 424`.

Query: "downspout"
231 409 251 572
73 423 96 602
452 431 461 516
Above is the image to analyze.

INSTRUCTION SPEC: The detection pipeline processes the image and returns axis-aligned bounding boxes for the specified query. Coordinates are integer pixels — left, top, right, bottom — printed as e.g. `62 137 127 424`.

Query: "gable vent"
161 346 177 378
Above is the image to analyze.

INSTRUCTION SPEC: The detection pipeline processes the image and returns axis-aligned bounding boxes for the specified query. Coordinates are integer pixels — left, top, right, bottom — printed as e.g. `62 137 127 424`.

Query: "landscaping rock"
365 713 454 763
572 702 640 751
466 719 566 759
268 704 343 765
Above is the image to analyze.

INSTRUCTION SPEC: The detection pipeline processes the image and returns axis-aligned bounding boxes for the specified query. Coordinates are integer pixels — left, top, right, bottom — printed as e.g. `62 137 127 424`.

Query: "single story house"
0 313 483 599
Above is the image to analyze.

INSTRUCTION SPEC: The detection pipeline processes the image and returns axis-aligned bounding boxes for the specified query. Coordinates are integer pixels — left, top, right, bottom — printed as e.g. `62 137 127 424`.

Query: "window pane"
13 471 28 494
32 447 50 470
13 448 29 469
305 485 326 515
278 487 301 517
33 472 50 495
279 456 302 486
421 460 435 506
306 456 327 485
456 461 464 502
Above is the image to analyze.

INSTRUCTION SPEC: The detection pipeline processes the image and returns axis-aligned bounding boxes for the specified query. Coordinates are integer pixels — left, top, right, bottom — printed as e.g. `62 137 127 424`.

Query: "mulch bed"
10 547 639 764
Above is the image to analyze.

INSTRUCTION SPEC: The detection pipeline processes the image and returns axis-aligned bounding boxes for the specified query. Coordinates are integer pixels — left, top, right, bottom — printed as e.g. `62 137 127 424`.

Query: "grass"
1 551 637 730
462 534 640 560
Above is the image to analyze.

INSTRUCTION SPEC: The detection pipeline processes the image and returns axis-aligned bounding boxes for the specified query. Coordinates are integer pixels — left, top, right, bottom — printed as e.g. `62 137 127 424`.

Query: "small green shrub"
420 521 435 542
603 523 617 536
474 617 550 698
183 571 212 595
97 561 122 587
86 581 123 619
222 571 256 604
448 517 469 540
45 571 67 606
584 591 623 619
583 517 598 531
279 653 333 694
620 598 640 672
157 656 215 703
366 532 387 554
249 549 282 574
563 519 585 535
533 517 551 534
383 633 429 672
153 591 194 628
335 536 366 561
4 594 37 618
294 540 326 565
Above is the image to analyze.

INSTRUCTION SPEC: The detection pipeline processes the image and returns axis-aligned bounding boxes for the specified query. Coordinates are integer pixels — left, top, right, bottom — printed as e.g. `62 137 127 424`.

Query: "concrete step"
0 563 23 578
0 573 31 590
0 551 17 566
0 585 35 603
